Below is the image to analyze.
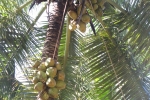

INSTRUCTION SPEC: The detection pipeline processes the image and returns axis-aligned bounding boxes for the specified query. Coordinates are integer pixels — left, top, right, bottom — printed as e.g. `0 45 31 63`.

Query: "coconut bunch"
67 0 106 33
85 0 106 17
68 4 91 33
32 58 66 100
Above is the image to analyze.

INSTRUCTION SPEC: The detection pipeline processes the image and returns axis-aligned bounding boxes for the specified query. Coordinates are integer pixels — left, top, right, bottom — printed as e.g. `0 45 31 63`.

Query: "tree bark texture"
42 1 66 61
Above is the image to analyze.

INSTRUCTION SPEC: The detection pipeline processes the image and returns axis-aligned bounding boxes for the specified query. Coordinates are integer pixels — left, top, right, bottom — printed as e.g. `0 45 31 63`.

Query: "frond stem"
15 0 33 12
27 5 46 34
63 16 71 69
101 37 126 100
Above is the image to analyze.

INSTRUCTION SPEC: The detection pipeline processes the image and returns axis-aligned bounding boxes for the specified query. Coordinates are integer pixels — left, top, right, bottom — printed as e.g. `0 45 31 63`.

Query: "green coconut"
37 71 47 83
77 21 86 33
57 71 65 81
45 58 55 67
46 67 57 78
39 91 49 100
32 76 39 84
38 62 47 71
46 78 56 87
55 62 62 70
68 10 78 20
56 81 66 90
81 14 90 23
34 82 44 92
32 60 41 68
48 88 59 98
93 4 98 10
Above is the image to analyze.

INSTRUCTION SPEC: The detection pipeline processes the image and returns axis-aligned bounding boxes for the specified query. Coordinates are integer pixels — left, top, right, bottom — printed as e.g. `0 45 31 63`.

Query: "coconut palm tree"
0 0 150 100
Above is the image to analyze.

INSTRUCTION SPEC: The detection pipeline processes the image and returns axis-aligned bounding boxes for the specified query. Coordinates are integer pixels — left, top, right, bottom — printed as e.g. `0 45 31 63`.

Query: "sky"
28 3 47 26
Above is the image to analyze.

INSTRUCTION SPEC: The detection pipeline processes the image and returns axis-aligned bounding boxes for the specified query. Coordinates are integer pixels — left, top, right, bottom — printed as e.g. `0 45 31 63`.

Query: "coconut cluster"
85 0 106 17
32 58 66 100
68 5 90 33
68 0 105 33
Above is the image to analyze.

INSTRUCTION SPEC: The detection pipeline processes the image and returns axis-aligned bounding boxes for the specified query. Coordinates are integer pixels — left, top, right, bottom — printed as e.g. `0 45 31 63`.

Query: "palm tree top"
0 0 150 100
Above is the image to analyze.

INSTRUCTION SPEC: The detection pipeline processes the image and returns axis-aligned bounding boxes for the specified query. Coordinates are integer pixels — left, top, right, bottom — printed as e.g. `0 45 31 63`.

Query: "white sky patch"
28 3 48 26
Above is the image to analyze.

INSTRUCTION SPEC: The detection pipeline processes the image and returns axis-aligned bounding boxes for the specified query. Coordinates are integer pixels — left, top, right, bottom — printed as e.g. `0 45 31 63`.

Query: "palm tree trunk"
40 1 68 100
42 1 66 61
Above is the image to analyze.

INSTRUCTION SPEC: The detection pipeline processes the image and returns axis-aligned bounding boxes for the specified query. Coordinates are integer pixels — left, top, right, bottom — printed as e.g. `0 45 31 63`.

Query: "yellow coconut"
46 78 56 87
32 60 41 68
45 58 55 67
57 71 65 81
34 82 44 92
37 71 47 83
39 91 49 100
38 62 47 72
81 14 90 23
56 81 66 90
55 62 62 70
32 76 39 84
68 10 78 20
48 88 59 98
93 4 98 10
77 21 86 33
46 67 57 78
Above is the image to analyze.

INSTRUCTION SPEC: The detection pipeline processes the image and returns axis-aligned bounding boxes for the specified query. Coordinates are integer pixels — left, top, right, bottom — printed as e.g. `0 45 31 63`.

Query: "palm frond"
71 0 150 99
0 0 46 99
80 31 149 99
119 1 150 97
